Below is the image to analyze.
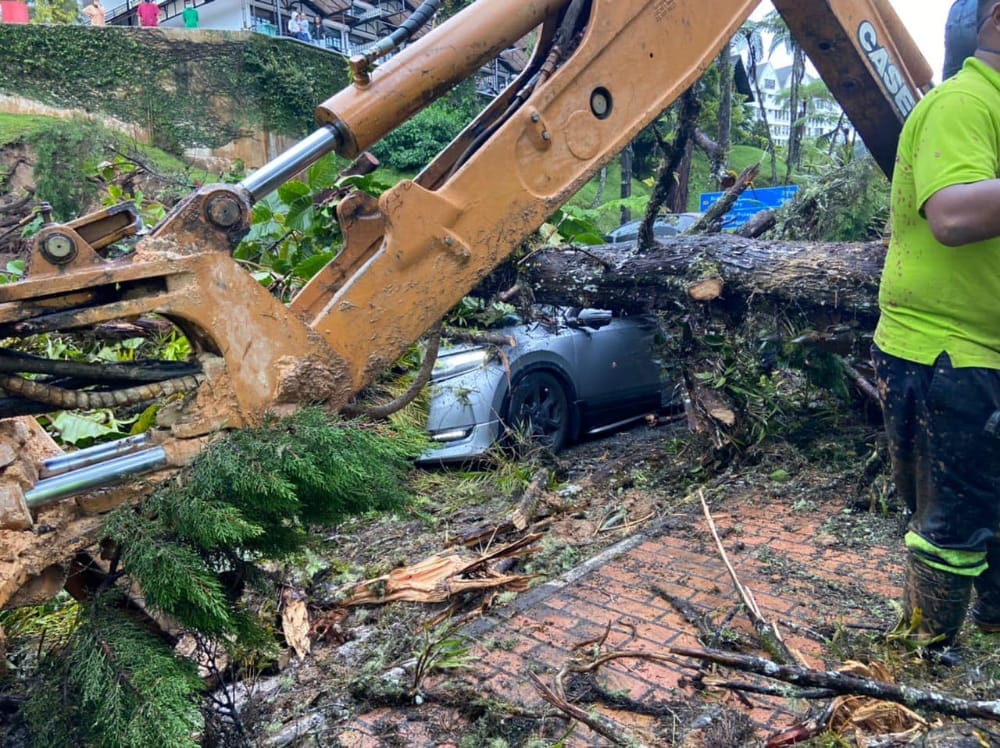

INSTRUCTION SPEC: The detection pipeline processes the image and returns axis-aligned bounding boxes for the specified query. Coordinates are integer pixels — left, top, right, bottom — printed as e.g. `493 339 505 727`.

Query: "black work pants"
872 346 1000 563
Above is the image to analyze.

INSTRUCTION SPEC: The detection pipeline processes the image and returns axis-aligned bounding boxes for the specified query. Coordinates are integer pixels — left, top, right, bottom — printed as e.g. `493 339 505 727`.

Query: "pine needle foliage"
105 407 417 634
766 156 890 242
21 408 418 747
22 598 204 748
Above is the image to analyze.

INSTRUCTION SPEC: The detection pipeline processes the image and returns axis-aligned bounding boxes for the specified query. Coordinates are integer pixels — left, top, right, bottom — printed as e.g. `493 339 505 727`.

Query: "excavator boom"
0 0 932 608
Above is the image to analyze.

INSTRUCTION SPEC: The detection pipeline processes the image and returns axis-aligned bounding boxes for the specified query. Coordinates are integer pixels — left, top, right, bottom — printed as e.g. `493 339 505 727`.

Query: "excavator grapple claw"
0 0 933 613
0 484 32 531
0 417 58 530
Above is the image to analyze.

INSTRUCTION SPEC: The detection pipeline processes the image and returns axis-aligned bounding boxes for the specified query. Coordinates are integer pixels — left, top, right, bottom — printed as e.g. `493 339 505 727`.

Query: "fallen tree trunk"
520 234 886 327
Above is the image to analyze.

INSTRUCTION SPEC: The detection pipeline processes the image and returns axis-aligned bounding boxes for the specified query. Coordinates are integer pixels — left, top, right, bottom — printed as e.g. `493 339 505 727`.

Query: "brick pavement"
335 490 906 746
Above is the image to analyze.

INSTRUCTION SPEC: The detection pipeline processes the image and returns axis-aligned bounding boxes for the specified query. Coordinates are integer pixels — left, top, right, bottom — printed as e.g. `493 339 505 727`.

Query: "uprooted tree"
519 233 884 327
465 150 891 447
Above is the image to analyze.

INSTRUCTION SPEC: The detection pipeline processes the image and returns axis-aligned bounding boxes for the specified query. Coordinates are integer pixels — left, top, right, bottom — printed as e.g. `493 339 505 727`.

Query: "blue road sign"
699 185 799 229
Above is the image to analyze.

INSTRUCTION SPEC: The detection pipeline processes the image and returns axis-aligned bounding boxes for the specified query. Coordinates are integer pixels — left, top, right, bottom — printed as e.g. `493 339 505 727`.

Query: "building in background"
745 60 851 147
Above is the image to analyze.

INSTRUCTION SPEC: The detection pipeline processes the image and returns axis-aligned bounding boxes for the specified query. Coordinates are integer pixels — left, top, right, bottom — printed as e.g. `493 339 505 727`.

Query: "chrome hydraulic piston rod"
39 433 153 479
25 447 168 510
240 125 343 202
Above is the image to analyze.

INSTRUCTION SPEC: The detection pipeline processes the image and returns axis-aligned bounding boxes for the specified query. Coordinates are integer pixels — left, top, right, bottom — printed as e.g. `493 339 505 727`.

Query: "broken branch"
699 489 806 667
670 645 1000 722
527 670 645 747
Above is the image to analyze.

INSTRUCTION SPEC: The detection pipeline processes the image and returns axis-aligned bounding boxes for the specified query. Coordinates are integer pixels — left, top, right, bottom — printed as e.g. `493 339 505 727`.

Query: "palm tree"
787 79 855 167
734 18 779 184
711 42 734 185
759 10 806 182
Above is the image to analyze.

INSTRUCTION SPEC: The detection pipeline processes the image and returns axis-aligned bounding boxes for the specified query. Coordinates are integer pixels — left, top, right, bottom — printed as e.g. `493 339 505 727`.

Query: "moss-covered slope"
0 26 350 153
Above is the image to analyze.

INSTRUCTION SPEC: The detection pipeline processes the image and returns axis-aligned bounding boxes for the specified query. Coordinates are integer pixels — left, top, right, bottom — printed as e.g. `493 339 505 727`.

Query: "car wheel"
506 371 570 453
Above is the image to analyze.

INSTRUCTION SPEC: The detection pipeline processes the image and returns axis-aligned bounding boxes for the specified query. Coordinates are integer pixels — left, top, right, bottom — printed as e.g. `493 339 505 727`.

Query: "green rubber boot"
902 553 973 648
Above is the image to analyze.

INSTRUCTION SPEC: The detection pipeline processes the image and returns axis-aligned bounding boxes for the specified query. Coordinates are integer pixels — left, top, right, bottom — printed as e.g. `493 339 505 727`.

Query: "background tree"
761 10 806 182
638 88 700 248
735 19 778 184
619 145 633 223
793 79 853 165
371 82 479 171
712 42 734 186
28 0 79 24
689 63 728 187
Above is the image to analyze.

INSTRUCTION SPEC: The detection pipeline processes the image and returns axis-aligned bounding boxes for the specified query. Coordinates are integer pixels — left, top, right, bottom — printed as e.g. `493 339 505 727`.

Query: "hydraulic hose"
0 372 204 410
0 348 200 382
358 0 442 68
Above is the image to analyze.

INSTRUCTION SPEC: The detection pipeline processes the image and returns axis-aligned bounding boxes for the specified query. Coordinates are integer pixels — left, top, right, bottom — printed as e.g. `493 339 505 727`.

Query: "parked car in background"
605 212 702 243
417 305 674 465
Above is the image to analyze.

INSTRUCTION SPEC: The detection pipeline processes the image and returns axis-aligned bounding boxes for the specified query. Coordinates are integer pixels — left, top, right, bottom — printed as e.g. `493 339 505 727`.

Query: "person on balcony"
182 0 198 28
136 0 160 26
82 0 106 26
287 11 311 41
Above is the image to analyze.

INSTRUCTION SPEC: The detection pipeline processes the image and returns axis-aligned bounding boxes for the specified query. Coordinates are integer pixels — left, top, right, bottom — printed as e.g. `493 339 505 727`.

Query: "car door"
566 310 662 429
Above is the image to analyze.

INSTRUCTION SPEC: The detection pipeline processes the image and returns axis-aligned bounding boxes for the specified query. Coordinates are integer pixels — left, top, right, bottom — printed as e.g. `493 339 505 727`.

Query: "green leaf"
569 230 606 246
276 180 310 204
251 202 274 222
284 202 314 233
50 411 125 445
307 153 342 191
337 172 392 196
291 251 334 281
4 258 24 276
130 405 159 435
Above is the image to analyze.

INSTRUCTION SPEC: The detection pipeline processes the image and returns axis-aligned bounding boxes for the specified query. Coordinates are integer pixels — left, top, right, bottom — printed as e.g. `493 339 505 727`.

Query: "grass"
0 112 223 188
565 143 788 236
0 114 59 146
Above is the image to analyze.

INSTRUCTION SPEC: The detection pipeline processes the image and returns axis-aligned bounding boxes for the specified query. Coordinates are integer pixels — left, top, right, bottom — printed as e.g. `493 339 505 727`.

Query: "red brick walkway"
336 491 905 746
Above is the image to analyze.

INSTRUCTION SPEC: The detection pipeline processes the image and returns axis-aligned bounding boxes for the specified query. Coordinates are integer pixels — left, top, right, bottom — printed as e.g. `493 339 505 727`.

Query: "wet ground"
214 415 1000 747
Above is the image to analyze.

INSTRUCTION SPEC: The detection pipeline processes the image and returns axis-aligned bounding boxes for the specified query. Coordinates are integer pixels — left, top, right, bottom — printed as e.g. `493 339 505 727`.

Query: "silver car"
417 306 671 464
604 212 702 243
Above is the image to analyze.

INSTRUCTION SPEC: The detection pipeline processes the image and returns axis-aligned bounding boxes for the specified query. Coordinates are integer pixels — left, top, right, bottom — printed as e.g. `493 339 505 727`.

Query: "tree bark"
619 146 633 224
670 141 693 215
640 89 699 249
591 167 607 209
690 164 759 234
715 44 733 183
785 45 807 182
735 208 775 238
520 234 886 327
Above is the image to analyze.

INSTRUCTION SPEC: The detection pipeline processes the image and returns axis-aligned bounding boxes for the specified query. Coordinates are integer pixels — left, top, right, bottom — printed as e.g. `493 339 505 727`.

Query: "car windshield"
606 212 700 243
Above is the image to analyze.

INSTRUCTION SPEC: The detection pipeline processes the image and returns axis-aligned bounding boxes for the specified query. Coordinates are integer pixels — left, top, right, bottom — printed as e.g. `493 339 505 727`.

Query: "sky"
753 1 950 84
888 0 949 83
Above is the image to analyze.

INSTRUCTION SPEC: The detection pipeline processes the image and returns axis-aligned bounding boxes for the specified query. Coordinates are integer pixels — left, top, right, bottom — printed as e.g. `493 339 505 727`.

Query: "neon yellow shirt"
875 57 1000 369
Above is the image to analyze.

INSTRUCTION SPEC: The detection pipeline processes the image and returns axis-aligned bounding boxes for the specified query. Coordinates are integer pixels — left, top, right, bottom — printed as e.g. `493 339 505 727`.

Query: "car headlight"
432 348 491 380
430 428 473 442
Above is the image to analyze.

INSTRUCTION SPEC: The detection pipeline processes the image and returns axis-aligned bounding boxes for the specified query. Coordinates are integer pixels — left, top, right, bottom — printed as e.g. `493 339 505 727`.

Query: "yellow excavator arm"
0 0 932 607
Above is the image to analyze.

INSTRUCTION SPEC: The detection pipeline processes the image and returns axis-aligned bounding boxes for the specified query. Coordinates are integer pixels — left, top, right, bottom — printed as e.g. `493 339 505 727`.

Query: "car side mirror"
568 308 613 329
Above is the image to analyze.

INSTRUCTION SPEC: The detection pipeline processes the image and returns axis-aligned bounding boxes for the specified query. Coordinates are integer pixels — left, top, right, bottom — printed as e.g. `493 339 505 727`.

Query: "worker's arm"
911 73 1000 247
924 181 1000 246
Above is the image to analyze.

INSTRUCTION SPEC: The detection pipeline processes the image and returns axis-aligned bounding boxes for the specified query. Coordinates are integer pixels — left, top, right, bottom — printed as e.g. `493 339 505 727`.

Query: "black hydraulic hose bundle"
359 0 443 67
0 347 204 417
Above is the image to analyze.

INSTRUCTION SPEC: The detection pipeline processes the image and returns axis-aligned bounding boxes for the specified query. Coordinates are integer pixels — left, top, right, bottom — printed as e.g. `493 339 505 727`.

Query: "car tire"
505 371 570 453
